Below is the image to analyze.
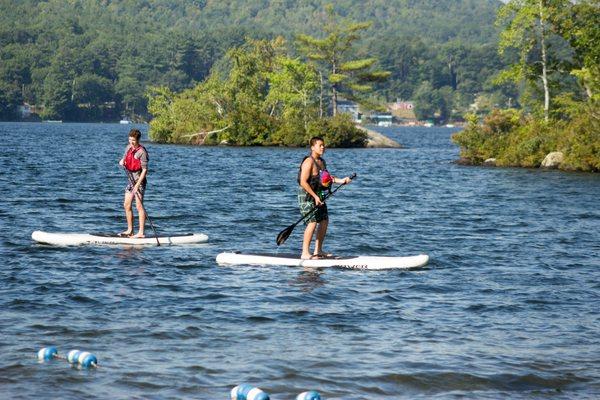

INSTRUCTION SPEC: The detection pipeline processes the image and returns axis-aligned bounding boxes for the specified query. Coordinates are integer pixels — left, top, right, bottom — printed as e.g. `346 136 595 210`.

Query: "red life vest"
124 145 146 172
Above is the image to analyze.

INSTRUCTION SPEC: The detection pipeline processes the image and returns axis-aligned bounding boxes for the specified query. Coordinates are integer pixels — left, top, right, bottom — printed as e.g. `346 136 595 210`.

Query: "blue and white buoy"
37 347 58 361
231 384 270 400
37 348 98 368
74 351 98 368
67 349 81 364
296 391 322 400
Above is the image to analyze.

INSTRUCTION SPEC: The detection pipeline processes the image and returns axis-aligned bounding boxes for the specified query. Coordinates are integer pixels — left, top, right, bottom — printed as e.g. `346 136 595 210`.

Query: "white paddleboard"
216 252 429 270
32 230 208 246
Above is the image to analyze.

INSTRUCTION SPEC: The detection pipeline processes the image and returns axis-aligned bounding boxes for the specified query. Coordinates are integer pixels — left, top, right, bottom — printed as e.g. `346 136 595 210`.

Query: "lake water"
0 122 599 399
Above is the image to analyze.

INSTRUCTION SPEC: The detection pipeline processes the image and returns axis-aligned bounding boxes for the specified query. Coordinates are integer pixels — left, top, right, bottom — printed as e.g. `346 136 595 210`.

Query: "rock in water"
357 126 402 148
541 151 564 169
484 158 497 166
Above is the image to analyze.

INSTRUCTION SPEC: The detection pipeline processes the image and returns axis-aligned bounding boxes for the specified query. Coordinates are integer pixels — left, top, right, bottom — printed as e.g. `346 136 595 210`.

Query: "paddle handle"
309 172 356 210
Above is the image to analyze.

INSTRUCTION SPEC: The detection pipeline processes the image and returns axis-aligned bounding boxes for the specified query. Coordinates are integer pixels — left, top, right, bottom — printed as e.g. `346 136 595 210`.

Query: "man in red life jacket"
118 129 148 238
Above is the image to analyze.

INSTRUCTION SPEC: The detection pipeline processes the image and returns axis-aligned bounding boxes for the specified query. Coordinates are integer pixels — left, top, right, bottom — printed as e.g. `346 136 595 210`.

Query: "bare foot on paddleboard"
131 233 145 238
119 231 133 237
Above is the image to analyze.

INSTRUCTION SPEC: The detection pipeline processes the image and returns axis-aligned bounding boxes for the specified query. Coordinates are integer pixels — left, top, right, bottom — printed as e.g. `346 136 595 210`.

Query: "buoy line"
38 349 324 398
37 346 98 369
231 384 322 400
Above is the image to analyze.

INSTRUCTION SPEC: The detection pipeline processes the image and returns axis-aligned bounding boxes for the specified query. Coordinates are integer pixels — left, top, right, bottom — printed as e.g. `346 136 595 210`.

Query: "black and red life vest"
124 145 147 172
297 156 332 193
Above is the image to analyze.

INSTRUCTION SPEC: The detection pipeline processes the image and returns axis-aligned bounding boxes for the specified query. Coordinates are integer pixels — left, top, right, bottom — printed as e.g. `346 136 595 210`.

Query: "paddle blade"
276 225 295 246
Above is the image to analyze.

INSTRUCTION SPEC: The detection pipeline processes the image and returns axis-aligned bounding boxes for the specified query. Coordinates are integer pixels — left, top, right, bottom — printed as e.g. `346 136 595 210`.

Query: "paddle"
276 173 356 246
124 168 160 246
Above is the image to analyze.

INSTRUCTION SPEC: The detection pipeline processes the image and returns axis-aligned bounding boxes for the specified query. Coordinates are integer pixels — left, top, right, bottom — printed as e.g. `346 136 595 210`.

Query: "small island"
452 1 599 172
147 8 392 148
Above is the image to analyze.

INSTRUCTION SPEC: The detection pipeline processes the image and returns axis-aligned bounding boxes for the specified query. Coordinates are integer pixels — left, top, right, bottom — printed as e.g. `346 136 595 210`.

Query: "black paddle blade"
276 224 295 246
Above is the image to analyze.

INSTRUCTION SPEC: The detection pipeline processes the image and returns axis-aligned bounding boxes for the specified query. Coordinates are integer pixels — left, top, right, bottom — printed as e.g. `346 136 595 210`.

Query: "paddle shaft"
294 176 353 226
124 168 160 246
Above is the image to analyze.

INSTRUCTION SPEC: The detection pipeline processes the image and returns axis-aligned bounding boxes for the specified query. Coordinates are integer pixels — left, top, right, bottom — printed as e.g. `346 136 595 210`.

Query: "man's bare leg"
132 195 146 238
122 193 134 235
301 221 317 259
314 219 329 257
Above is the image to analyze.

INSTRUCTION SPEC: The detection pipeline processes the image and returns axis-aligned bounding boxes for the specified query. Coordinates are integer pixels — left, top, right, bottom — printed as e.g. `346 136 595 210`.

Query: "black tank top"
297 156 327 191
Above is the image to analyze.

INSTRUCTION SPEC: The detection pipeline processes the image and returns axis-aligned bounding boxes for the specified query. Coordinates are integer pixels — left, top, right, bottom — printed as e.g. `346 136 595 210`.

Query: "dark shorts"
298 187 328 223
126 181 146 201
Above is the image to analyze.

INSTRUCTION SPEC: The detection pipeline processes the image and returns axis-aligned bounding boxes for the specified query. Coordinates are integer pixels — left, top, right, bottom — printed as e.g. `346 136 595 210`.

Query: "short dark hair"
309 136 324 147
128 129 142 141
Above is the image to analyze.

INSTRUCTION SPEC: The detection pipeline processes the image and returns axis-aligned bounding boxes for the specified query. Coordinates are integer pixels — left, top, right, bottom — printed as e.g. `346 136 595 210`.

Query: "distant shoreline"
0 120 406 149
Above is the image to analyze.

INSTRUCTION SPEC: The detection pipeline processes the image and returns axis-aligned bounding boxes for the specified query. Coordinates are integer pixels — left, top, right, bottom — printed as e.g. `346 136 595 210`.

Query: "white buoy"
231 384 270 400
37 347 58 361
296 391 322 400
67 349 81 364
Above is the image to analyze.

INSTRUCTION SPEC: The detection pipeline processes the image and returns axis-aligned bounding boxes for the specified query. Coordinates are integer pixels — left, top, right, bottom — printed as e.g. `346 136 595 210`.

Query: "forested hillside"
0 0 505 121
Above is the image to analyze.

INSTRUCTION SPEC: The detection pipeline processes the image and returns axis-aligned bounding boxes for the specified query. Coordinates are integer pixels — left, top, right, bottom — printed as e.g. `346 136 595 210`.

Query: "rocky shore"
358 126 402 148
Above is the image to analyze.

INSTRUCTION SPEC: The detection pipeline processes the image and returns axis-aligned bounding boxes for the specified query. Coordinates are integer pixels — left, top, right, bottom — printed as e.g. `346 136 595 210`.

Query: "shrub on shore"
452 104 600 172
307 114 367 148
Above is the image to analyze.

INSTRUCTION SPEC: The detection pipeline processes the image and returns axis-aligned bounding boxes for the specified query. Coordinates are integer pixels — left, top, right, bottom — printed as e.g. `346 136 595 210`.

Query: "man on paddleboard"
118 129 148 238
298 136 351 259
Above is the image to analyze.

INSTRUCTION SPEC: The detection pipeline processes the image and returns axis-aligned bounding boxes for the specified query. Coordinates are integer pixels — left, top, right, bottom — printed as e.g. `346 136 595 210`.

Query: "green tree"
296 5 389 116
373 38 424 101
554 0 600 101
149 39 279 145
147 86 177 143
0 80 21 119
115 59 148 118
72 74 113 105
413 81 440 121
496 0 569 121
267 56 319 145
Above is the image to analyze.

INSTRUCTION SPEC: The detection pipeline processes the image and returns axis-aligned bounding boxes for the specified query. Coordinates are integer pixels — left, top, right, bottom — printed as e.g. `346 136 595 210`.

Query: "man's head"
128 129 142 146
309 136 325 156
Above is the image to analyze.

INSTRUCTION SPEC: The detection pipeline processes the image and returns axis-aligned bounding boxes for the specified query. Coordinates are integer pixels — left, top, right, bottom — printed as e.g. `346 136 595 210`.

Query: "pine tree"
296 5 389 116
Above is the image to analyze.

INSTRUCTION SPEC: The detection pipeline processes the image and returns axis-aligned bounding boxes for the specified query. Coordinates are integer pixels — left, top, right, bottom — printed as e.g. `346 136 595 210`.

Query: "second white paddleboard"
32 231 208 246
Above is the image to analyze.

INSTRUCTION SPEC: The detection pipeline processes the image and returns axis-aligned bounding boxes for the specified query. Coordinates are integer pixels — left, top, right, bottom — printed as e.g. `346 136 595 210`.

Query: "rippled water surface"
0 122 599 399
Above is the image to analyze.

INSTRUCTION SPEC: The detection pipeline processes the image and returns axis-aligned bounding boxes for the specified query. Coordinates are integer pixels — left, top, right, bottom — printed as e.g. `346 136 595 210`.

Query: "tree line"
0 0 506 122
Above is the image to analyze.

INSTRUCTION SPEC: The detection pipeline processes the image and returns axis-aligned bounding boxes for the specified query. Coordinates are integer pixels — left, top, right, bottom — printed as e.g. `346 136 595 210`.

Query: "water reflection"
292 267 326 292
